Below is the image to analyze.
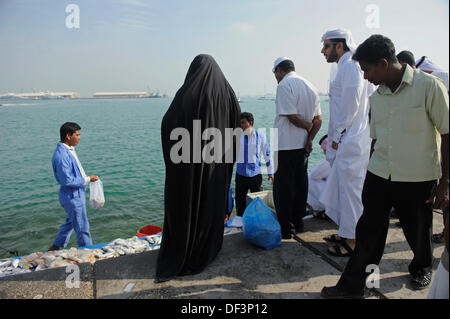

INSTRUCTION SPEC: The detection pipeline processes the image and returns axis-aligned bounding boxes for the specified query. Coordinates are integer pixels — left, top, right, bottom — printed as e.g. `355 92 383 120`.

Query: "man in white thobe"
416 56 449 244
307 136 331 213
319 29 375 257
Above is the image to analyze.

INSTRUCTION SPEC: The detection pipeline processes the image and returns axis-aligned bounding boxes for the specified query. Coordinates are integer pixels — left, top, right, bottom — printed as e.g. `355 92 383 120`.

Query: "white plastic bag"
89 179 105 210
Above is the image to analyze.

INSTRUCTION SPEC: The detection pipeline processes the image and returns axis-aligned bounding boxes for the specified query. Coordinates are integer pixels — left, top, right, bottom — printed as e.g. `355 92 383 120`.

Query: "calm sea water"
0 97 329 258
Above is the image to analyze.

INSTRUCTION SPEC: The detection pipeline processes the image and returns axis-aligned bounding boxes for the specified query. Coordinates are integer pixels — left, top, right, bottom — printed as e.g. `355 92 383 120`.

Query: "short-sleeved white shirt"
274 72 321 150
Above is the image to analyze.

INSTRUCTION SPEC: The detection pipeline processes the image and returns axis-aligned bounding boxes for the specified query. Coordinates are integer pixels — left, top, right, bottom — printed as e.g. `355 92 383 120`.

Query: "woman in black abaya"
156 54 241 282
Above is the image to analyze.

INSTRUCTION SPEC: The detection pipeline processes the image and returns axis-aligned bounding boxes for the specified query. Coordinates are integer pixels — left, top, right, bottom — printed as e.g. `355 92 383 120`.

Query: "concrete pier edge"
0 210 445 299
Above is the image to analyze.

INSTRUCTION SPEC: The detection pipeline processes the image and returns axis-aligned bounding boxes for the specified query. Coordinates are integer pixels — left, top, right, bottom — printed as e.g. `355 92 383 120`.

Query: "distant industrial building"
93 92 151 99
0 92 80 100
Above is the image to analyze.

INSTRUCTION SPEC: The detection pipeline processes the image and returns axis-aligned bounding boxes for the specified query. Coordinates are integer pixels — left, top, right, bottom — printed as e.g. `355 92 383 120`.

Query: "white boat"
0 93 26 100
258 94 275 101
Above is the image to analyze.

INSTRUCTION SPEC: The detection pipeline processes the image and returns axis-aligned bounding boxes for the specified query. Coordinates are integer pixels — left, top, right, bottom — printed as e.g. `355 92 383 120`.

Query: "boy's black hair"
240 112 254 125
60 122 81 142
396 50 415 67
352 34 398 64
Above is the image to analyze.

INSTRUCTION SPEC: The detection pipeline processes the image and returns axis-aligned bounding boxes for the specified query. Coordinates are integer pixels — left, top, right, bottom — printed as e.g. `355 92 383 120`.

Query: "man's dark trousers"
273 148 309 237
337 171 435 293
235 174 262 217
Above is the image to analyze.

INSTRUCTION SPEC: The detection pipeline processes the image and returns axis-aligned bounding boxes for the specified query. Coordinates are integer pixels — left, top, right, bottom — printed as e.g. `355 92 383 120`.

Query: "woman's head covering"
321 28 357 53
162 54 241 150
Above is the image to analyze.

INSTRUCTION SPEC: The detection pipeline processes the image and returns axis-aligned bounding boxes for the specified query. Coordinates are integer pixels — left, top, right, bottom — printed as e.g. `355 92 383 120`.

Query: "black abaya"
156 54 241 281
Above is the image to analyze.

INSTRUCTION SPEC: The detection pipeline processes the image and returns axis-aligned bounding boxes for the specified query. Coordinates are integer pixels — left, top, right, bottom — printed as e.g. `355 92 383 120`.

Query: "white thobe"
319 51 375 239
307 158 331 211
432 70 449 92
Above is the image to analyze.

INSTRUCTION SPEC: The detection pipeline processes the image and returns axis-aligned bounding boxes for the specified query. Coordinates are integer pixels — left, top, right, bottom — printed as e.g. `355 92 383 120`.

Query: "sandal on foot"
313 211 329 220
432 232 445 244
328 241 354 257
324 234 345 243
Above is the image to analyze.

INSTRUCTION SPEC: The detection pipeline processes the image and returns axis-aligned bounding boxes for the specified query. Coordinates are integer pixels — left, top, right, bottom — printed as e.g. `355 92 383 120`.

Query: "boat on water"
0 93 27 100
257 93 276 101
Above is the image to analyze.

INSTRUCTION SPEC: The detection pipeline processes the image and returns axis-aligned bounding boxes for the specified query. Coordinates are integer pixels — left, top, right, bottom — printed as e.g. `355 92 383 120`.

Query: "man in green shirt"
322 34 449 298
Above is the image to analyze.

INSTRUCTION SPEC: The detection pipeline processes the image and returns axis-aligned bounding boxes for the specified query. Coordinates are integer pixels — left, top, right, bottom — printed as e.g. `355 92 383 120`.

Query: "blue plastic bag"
243 197 281 250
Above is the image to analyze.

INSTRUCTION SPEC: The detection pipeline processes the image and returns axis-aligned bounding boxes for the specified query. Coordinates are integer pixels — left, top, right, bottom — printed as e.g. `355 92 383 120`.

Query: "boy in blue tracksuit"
235 112 274 216
48 122 98 251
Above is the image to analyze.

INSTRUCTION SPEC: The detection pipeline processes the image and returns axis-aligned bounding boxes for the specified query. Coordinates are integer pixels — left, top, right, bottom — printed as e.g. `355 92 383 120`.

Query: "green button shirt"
369 65 449 182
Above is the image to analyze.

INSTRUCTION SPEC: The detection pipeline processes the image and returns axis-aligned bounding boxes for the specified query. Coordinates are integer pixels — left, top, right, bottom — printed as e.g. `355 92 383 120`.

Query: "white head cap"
321 28 358 53
273 57 292 72
415 56 444 73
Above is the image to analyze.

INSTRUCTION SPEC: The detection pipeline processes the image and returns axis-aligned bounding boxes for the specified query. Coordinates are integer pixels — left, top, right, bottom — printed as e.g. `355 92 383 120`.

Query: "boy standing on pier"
235 112 274 217
49 122 98 250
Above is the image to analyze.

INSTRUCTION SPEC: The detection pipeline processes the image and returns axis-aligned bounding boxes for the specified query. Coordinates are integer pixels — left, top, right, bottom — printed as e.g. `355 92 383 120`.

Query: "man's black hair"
330 38 350 52
276 60 295 73
60 122 81 142
397 50 415 67
352 34 398 64
240 112 254 125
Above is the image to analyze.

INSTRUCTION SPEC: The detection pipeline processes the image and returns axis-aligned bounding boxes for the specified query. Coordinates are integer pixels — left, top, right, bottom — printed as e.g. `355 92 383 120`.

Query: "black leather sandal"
328 241 354 257
324 234 345 243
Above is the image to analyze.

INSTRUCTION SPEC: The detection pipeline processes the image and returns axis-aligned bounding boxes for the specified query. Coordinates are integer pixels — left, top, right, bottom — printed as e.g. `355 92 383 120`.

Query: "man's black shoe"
411 272 432 290
282 233 293 240
321 286 366 299
295 221 305 234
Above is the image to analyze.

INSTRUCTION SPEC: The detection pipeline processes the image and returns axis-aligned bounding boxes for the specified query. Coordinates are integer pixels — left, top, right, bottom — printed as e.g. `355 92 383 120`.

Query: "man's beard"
327 47 338 63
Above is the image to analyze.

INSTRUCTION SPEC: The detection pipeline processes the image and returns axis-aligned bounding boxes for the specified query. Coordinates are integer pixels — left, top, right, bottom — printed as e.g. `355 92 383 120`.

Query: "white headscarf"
416 56 449 91
415 56 443 73
321 28 358 53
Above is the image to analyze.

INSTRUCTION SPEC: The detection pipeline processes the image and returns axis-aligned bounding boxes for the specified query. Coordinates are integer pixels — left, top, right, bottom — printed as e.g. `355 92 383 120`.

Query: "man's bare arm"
305 115 322 153
285 114 313 132
428 134 449 208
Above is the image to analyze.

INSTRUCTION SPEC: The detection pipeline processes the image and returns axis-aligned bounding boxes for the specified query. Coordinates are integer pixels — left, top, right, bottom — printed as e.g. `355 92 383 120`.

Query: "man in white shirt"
319 28 375 257
272 57 322 239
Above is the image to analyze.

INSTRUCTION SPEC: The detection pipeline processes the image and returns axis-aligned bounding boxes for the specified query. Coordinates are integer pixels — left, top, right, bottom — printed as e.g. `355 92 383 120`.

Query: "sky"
0 0 449 97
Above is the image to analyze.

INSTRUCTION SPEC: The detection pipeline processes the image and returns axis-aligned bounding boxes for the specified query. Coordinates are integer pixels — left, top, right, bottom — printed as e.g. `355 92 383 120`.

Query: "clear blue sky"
0 0 448 97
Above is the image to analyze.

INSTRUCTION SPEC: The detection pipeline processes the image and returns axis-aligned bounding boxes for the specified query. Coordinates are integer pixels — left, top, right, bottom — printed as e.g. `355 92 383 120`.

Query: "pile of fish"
0 235 162 278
